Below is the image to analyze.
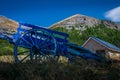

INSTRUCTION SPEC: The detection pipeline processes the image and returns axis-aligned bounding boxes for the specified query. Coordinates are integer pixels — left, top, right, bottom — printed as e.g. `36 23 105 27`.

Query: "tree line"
52 24 120 47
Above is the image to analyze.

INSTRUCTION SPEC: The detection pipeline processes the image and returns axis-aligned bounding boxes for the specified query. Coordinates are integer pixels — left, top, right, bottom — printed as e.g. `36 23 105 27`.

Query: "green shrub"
0 39 13 55
52 24 120 47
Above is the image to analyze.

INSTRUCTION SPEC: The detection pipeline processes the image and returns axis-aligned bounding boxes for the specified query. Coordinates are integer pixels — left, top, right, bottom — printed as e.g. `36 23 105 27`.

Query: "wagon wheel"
14 29 57 63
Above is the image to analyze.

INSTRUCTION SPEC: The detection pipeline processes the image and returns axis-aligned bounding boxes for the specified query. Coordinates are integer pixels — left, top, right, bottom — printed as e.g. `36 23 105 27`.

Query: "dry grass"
0 55 14 63
0 56 120 80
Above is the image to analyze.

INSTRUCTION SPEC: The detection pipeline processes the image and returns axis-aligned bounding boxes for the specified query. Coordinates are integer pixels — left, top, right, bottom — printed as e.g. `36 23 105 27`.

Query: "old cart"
0 23 102 62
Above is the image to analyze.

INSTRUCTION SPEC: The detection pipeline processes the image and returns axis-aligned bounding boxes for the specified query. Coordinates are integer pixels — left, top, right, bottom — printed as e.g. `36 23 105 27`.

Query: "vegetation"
0 39 13 56
0 57 120 80
52 24 120 47
0 24 120 80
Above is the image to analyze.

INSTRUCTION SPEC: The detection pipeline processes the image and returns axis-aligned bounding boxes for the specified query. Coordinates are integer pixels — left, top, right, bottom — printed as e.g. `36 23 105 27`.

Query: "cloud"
105 6 120 22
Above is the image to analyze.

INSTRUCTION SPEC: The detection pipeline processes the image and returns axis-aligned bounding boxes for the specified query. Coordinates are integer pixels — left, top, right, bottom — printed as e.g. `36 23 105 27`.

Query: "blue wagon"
0 23 102 63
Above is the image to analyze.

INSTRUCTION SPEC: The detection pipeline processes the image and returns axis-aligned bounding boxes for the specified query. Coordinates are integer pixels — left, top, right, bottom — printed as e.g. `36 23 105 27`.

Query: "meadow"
0 55 120 80
0 24 120 80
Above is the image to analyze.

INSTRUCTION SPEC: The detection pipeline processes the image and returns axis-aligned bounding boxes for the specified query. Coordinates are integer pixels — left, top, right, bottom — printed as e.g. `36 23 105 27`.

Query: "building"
82 37 120 61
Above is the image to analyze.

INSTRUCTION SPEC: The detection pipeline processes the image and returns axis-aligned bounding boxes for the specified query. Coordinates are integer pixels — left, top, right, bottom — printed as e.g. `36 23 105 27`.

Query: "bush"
0 58 120 80
0 39 13 56
52 24 120 47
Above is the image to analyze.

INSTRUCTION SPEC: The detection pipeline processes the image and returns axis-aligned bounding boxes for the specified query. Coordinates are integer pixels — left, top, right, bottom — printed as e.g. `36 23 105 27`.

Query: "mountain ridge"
49 14 120 30
0 14 120 33
0 16 18 36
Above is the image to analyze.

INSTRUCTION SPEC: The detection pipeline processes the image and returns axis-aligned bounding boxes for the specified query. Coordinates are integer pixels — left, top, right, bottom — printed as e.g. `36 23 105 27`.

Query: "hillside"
0 15 120 80
0 16 18 35
52 24 120 48
49 14 120 30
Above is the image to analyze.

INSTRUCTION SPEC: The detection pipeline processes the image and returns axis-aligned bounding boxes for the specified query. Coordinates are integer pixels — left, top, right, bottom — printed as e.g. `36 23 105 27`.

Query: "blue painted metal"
0 32 13 43
66 43 102 61
19 23 69 38
0 23 102 62
14 28 57 62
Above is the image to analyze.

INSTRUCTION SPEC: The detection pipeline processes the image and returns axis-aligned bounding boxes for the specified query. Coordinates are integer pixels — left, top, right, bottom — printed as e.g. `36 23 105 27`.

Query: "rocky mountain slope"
49 14 120 30
0 16 18 35
0 14 120 35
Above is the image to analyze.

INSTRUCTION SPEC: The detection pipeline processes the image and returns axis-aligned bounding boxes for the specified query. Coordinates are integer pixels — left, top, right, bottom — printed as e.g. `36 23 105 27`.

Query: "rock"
102 20 120 30
0 16 18 37
49 14 120 30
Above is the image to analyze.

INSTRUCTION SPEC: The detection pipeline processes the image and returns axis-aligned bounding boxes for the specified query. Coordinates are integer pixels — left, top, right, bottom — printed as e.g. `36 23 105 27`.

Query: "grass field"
0 55 120 80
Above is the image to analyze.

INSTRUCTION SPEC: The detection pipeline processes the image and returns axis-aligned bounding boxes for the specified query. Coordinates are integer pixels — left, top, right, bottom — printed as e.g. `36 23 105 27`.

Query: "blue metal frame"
14 28 57 62
0 22 102 62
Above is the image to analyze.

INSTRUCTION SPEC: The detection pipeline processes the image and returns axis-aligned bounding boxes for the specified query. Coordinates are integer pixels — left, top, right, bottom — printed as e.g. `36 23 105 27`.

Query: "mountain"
0 16 18 35
102 20 120 29
49 14 120 30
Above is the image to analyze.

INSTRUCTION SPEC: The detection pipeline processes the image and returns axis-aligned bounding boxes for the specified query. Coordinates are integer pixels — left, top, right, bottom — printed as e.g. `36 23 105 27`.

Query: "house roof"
82 37 120 52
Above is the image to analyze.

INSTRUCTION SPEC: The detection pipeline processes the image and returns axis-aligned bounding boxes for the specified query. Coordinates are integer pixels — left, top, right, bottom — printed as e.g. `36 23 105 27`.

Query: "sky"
0 0 120 27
